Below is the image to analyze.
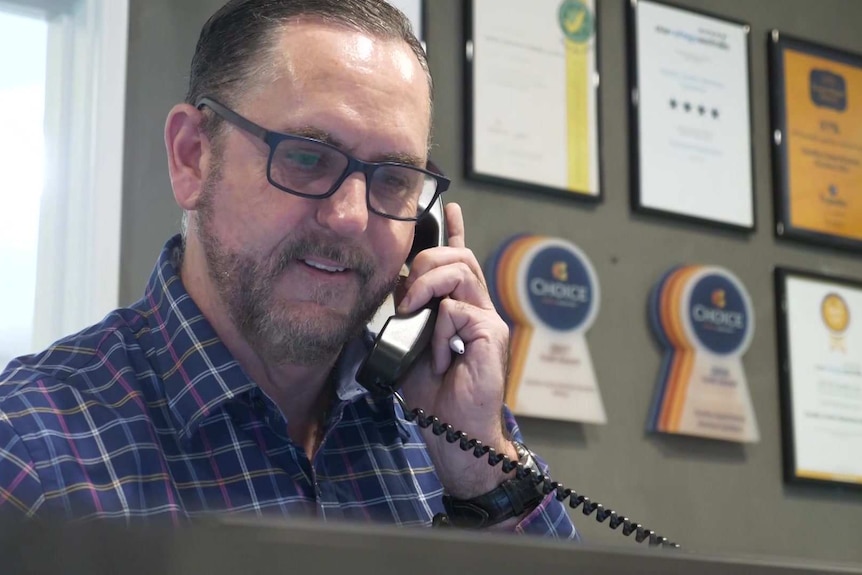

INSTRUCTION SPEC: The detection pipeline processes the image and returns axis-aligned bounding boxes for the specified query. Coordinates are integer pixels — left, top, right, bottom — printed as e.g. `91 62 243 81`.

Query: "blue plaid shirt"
0 235 577 537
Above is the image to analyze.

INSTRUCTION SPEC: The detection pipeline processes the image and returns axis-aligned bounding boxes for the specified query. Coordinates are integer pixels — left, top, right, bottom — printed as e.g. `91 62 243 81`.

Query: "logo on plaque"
526 246 594 331
558 0 594 43
689 274 751 356
809 69 847 111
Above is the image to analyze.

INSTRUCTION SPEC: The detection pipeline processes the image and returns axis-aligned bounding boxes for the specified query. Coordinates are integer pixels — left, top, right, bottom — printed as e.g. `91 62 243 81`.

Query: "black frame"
463 0 603 202
196 96 449 222
627 0 756 232
774 266 862 490
769 31 862 253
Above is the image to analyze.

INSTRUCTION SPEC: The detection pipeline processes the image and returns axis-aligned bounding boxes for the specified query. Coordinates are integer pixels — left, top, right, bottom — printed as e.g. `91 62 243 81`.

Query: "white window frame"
1 0 128 350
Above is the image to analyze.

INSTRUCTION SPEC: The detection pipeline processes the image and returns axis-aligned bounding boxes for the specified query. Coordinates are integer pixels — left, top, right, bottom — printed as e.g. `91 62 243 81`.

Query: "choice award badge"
647 265 759 442
487 235 606 423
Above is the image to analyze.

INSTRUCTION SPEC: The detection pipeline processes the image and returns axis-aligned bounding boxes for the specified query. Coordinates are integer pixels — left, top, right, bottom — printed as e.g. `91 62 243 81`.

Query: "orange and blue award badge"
647 265 759 442
486 234 606 423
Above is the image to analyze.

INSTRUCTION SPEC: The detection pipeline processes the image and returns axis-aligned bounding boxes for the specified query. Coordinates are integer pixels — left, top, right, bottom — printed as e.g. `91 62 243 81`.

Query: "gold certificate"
770 32 862 250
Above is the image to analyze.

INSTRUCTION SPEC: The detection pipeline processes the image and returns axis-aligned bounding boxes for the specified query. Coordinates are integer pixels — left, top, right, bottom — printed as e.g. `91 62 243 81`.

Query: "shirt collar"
143 235 256 441
143 235 382 442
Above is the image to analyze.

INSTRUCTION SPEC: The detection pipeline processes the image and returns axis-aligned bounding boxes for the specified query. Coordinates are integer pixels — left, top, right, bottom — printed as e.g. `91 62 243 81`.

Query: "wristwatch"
441 441 546 529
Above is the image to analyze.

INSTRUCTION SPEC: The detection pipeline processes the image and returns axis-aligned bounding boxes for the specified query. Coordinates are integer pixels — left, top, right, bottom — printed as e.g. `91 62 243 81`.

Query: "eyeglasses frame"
194 96 450 222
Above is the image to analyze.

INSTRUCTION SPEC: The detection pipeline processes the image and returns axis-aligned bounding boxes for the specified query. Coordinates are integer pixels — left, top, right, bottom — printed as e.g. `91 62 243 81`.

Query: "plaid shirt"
0 235 577 538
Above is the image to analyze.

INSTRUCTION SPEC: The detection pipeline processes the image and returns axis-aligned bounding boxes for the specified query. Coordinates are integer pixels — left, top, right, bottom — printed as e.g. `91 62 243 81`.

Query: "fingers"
398 261 492 314
445 202 466 249
429 298 508 375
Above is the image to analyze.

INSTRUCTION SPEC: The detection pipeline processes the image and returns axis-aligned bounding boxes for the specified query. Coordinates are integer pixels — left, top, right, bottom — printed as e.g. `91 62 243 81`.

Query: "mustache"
270 233 376 282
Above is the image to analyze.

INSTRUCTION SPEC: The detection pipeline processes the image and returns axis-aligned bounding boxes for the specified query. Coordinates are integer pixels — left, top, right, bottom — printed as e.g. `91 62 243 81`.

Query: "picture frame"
774 266 862 489
464 0 602 201
628 0 755 231
769 32 862 252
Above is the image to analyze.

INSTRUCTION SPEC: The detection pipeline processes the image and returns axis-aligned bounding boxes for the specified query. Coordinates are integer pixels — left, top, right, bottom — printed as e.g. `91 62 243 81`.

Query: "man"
0 0 576 537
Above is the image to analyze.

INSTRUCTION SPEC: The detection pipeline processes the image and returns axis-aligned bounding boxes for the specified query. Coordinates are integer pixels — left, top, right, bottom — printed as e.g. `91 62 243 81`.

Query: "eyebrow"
279 125 426 168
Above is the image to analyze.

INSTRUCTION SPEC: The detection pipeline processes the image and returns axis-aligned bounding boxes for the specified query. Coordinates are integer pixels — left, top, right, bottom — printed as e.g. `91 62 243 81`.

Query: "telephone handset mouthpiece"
355 299 440 399
355 197 446 399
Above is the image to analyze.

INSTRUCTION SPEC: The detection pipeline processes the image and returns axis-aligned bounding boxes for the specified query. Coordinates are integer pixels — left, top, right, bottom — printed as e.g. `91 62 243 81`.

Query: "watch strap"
441 443 545 529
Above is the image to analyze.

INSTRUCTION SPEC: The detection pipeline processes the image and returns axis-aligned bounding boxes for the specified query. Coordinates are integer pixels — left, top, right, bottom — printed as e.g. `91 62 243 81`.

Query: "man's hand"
397 202 518 500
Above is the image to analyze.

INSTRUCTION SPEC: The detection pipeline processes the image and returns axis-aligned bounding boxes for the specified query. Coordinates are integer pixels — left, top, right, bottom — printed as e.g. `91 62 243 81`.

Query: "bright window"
0 10 48 368
0 0 128 369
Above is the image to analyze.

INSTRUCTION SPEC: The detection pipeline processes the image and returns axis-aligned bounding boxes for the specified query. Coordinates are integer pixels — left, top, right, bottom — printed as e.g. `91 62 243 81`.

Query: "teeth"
303 259 346 273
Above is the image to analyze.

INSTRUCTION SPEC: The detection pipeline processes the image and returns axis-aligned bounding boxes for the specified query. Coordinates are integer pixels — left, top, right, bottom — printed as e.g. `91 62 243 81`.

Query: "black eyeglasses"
195 96 450 222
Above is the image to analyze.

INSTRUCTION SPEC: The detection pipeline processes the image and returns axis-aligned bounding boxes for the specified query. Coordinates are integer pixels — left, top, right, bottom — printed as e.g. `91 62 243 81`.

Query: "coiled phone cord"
393 391 680 549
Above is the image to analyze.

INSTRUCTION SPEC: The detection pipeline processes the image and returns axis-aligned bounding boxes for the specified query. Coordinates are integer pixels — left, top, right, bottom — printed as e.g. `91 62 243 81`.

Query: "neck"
179 234 340 457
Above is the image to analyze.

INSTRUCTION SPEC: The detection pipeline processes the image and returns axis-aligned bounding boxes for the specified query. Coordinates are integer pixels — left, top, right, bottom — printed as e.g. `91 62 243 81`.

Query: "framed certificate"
775 267 862 489
770 33 862 252
465 0 601 200
629 0 755 230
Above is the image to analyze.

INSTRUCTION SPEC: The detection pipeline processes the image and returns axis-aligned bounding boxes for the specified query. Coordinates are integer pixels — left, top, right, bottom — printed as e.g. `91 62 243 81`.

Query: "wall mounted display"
465 0 601 200
486 234 606 423
769 32 862 252
629 0 755 230
775 268 862 488
647 264 759 443
386 0 425 46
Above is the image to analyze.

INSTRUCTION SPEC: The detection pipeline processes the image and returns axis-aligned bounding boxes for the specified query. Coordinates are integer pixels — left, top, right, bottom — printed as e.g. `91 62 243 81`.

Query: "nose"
314 171 369 237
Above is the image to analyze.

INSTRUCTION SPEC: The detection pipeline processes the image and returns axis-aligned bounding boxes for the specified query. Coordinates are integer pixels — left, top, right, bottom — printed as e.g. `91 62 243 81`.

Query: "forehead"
238 19 431 151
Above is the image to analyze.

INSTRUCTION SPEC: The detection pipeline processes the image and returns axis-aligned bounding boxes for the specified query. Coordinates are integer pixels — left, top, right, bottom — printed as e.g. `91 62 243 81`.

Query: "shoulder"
0 304 155 427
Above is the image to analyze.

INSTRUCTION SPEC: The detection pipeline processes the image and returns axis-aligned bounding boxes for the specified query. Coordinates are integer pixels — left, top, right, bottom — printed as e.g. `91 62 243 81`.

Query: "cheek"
372 224 413 277
208 175 309 251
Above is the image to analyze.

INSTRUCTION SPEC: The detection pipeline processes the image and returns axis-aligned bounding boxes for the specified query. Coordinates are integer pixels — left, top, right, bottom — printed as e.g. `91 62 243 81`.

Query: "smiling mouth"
301 259 347 273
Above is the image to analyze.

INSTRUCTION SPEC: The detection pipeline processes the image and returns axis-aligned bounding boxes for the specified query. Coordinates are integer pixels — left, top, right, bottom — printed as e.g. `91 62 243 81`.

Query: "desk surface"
1 517 860 575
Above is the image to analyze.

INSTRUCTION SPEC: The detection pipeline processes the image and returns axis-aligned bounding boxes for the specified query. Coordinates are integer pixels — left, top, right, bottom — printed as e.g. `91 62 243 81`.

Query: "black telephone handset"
356 197 446 399
355 199 678 548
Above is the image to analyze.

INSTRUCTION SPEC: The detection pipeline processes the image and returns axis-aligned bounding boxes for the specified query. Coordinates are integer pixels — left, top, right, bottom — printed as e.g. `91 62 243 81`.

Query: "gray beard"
194 184 398 367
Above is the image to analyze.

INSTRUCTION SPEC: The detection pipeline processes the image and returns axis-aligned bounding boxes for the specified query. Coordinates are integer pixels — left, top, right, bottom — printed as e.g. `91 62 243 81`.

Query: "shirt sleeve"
0 416 44 518
502 405 580 540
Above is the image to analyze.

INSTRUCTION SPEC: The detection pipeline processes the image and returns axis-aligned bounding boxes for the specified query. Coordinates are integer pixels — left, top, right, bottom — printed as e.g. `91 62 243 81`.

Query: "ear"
164 103 212 211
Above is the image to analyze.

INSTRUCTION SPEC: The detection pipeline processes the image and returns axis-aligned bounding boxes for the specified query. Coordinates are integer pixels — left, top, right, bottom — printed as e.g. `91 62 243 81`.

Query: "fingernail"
397 296 411 314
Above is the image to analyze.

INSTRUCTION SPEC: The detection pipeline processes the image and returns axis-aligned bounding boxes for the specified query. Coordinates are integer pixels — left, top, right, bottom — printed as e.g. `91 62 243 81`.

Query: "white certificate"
780 270 862 486
632 0 754 229
468 0 600 198
386 0 424 44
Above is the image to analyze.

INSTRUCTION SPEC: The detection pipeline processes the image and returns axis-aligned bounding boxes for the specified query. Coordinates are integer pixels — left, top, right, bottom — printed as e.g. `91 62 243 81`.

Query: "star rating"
666 96 721 120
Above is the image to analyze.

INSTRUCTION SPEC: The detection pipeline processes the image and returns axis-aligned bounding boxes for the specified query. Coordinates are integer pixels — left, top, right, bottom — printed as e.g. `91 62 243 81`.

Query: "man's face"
193 21 431 366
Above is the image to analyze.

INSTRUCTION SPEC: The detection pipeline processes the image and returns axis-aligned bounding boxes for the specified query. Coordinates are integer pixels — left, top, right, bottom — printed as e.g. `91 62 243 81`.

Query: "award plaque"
629 0 755 230
770 32 862 251
647 265 759 443
775 268 862 487
487 234 606 423
466 0 601 200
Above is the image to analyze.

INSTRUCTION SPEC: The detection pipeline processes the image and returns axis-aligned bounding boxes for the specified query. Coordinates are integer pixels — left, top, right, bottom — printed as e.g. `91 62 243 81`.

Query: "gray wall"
121 0 862 564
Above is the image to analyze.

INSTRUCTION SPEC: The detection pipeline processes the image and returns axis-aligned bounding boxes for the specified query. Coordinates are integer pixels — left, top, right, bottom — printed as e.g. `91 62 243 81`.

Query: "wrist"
441 441 545 529
428 433 518 499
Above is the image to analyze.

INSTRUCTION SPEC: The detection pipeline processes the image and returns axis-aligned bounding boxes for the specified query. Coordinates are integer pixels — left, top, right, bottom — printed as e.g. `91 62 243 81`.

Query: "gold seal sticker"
822 293 850 351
